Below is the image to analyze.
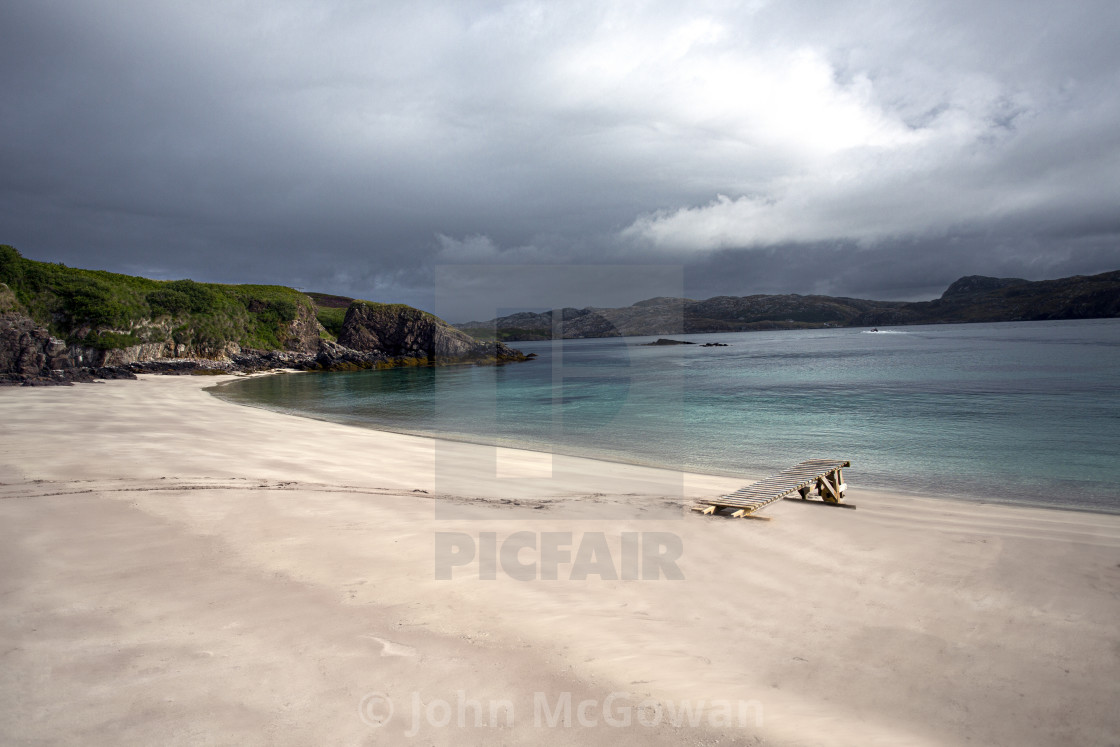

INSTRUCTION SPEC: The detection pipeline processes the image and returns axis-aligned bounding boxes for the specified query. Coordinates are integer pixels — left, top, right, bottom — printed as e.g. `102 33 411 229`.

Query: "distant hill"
455 271 1120 340
939 275 1029 298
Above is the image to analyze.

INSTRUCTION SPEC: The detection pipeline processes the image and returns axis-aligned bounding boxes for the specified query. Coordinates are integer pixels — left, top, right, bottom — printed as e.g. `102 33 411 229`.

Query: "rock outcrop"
0 311 140 385
2 300 528 385
276 300 322 353
0 312 52 377
339 301 527 363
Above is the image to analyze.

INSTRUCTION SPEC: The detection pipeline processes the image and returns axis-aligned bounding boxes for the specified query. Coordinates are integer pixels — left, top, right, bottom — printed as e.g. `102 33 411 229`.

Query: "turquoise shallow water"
215 318 1120 513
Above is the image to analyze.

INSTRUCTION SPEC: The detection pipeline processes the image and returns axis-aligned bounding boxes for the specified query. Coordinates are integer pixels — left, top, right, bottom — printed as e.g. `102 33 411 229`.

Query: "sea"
214 319 1120 513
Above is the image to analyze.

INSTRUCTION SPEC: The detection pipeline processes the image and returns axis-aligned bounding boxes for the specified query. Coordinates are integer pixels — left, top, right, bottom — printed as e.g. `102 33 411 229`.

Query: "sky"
2 0 1118 321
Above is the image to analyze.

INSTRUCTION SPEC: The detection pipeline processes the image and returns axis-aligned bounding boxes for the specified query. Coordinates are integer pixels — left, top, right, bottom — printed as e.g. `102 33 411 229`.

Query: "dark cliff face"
0 313 53 376
0 310 140 384
1 284 66 377
339 302 526 362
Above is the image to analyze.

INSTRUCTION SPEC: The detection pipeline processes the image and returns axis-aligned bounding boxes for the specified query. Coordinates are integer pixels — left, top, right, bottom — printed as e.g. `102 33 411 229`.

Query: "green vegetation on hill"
0 244 312 352
349 299 441 319
0 282 21 313
314 305 348 339
304 291 352 340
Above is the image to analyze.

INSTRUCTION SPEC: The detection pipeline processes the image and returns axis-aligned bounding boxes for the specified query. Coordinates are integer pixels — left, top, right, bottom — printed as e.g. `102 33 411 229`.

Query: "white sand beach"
2 374 1119 745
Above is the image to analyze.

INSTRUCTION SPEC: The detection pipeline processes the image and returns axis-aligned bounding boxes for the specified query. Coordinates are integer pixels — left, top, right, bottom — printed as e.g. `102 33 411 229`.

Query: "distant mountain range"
455 271 1120 341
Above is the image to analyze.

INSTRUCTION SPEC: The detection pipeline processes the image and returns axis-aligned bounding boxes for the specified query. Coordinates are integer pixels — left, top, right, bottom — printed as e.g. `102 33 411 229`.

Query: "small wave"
861 329 908 334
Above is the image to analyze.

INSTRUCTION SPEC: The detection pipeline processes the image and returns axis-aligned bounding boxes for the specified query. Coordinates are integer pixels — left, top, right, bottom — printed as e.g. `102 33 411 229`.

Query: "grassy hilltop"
0 245 315 354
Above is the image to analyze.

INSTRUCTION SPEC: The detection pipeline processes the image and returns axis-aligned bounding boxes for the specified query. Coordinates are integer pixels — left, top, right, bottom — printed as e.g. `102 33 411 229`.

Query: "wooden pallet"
692 459 852 519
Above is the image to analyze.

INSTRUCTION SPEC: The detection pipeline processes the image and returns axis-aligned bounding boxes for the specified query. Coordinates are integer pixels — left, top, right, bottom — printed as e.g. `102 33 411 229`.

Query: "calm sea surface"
215 319 1120 512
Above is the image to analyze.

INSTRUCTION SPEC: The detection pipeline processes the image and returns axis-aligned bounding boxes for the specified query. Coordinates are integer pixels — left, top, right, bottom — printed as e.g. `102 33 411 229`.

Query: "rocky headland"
0 246 528 386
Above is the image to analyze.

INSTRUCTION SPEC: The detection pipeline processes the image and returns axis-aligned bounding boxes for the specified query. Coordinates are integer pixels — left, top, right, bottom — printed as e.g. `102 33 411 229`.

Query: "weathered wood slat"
694 459 851 518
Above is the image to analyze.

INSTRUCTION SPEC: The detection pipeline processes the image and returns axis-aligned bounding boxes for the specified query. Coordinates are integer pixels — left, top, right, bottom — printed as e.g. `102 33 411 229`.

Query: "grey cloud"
1 0 1117 320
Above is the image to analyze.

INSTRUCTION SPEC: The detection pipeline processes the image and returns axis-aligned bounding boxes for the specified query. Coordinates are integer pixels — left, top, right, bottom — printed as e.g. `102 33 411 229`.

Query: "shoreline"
3 374 1119 745
209 369 1120 518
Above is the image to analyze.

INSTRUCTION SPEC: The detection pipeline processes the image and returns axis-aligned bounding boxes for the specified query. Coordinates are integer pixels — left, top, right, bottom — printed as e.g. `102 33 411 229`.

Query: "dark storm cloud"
1 1 1117 320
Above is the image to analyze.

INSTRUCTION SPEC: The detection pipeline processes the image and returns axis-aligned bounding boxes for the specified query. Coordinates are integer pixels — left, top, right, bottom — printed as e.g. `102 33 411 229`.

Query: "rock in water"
644 338 695 346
